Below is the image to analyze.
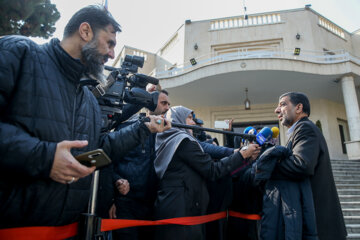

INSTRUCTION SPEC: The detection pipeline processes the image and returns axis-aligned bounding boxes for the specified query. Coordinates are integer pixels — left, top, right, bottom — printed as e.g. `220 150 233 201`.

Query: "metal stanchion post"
78 170 104 240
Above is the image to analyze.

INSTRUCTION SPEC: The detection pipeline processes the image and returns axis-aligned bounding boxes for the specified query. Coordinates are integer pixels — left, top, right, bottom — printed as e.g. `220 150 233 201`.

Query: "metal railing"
153 48 360 79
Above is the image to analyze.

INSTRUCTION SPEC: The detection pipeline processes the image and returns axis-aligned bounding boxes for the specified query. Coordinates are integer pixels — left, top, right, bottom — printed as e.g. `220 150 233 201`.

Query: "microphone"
256 127 273 145
269 126 280 145
271 127 280 139
242 126 257 145
244 126 257 135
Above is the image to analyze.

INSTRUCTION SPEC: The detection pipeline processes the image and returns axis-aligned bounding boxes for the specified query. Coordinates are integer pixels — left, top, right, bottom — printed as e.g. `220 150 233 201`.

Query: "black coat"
0 36 150 227
154 138 246 240
275 117 347 240
113 118 158 203
255 146 317 239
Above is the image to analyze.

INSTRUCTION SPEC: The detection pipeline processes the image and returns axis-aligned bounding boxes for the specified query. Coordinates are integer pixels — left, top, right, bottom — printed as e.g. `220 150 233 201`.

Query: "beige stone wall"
310 99 349 159
157 25 185 70
179 9 356 65
352 31 360 57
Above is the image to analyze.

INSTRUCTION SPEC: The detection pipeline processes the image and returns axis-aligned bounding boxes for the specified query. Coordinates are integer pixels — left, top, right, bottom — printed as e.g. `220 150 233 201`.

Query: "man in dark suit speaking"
274 92 347 240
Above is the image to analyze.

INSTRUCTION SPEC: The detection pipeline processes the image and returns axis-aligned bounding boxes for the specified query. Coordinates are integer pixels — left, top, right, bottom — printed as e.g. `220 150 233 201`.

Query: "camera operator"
0 5 170 229
109 89 170 240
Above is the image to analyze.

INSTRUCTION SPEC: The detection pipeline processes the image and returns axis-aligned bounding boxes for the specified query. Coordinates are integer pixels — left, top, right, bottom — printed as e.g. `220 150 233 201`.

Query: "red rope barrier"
228 210 261 220
101 211 227 232
0 211 261 239
0 222 78 240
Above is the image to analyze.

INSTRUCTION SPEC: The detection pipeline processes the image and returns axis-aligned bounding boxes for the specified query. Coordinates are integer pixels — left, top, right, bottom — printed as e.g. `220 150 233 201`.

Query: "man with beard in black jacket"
273 92 346 240
0 5 170 229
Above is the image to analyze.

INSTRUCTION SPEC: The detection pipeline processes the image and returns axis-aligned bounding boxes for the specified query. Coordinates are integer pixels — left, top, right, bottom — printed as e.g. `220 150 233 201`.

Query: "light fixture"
194 43 198 50
190 58 197 66
296 33 300 40
294 47 301 55
244 88 251 110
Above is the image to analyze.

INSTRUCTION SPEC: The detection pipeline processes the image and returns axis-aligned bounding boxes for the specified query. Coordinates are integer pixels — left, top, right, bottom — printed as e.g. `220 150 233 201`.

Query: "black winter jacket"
0 36 150 228
113 119 158 203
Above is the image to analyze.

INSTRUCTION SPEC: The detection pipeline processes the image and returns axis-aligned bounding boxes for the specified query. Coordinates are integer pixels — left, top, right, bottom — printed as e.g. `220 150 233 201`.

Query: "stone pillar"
341 75 360 160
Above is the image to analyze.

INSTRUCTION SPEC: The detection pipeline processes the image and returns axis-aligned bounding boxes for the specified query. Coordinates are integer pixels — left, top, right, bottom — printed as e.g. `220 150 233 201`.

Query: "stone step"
336 180 360 184
335 176 360 181
333 171 360 176
342 208 360 216
331 160 360 163
337 184 360 190
332 165 360 168
347 224 360 234
333 163 360 166
347 233 360 239
340 195 360 202
333 169 360 173
332 161 360 239
341 202 360 209
338 189 360 195
345 216 360 225
333 167 360 170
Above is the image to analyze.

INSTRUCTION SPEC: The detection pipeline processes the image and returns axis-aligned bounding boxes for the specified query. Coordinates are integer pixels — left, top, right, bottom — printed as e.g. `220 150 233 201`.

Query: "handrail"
153 48 360 79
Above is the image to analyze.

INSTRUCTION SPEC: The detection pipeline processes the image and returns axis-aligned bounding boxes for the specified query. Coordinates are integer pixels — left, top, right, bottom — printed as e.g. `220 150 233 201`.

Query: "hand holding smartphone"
75 149 111 169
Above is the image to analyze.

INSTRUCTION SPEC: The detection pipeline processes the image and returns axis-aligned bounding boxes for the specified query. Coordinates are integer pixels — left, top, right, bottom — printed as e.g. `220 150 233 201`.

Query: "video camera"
88 55 160 132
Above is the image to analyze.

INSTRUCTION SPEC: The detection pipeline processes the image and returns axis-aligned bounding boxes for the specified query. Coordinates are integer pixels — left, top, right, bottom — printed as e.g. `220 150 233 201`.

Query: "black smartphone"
75 149 111 169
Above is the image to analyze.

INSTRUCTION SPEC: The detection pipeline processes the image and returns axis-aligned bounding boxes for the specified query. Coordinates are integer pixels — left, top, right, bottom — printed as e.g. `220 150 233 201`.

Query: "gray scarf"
154 106 203 179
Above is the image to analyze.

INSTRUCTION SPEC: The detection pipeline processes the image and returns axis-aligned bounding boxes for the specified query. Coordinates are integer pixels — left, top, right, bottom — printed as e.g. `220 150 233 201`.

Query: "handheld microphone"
271 127 280 139
256 127 273 145
244 126 257 135
269 126 280 145
242 126 257 145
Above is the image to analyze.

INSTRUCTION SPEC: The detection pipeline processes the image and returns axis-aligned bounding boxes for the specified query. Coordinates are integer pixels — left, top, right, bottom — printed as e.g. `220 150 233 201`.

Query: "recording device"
86 55 160 132
75 149 111 169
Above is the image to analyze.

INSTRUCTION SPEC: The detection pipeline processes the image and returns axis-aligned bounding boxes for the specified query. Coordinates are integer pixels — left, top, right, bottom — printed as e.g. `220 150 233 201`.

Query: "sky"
32 0 360 64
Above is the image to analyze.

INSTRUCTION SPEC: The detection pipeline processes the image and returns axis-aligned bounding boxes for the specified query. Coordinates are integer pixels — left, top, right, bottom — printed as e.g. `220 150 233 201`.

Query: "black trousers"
113 197 154 240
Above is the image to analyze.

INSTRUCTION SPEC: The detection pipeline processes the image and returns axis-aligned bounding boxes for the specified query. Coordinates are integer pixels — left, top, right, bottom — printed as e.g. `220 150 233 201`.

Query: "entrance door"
337 119 350 154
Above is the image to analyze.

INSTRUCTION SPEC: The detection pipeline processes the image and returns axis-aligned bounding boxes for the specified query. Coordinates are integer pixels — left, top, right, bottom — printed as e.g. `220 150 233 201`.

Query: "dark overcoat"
275 117 347 240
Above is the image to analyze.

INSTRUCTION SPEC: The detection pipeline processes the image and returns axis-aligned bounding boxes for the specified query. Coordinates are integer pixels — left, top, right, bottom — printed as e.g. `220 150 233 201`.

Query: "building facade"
113 7 360 160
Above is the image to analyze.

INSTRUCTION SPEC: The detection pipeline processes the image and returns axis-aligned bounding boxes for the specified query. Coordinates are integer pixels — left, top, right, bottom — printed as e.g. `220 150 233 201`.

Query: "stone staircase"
332 160 360 240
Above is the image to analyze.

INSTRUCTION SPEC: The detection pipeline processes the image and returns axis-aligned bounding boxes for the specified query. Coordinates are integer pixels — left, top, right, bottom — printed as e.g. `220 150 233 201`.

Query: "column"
341 75 360 160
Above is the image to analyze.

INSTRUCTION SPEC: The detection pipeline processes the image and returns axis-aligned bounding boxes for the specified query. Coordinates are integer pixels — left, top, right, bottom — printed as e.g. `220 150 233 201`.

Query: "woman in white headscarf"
154 106 260 240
